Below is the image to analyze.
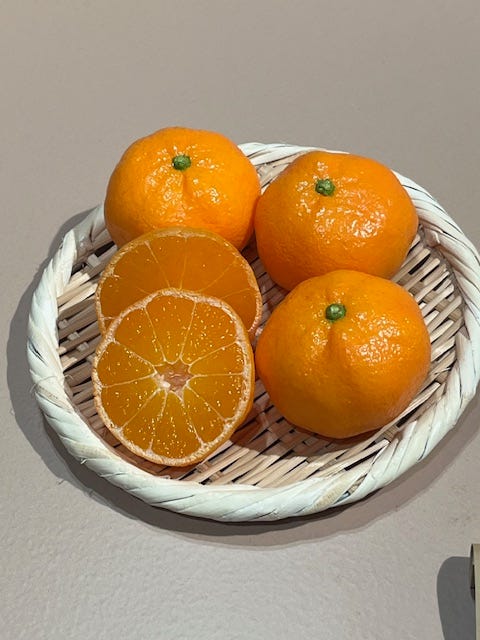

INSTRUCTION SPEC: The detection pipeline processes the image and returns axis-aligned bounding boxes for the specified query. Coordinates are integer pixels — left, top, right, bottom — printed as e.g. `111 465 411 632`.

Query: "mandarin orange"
92 288 255 466
95 226 262 340
104 126 261 249
254 150 418 290
255 270 431 439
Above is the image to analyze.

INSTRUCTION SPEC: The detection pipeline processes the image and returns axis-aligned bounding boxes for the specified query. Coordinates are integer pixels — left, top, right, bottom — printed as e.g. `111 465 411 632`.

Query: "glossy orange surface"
254 150 418 290
255 270 431 439
104 126 261 249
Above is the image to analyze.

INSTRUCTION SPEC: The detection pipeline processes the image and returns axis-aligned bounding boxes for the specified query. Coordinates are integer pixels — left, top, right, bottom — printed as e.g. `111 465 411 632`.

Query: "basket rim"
27 142 480 522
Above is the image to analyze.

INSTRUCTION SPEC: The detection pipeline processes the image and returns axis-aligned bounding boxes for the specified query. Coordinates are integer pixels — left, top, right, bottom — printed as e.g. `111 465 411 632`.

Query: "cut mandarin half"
92 288 255 467
96 226 262 340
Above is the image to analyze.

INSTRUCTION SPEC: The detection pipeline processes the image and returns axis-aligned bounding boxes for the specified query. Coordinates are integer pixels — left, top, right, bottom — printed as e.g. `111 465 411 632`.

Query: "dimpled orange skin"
254 150 418 291
255 270 431 439
104 127 261 249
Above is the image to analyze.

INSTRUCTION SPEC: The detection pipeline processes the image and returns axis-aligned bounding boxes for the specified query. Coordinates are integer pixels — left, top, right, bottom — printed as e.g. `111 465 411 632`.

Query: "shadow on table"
7 208 94 481
437 556 475 640
7 209 480 547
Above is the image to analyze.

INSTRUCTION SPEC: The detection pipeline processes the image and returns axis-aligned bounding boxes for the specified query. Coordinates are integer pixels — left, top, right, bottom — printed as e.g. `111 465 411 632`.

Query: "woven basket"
27 142 480 522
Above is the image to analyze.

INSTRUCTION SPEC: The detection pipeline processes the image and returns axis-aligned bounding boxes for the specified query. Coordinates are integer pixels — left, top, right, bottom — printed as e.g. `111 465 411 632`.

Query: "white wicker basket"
27 142 480 522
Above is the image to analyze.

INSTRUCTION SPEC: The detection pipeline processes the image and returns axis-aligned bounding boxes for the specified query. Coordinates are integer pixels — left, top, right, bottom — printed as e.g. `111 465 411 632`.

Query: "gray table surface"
2 2 480 639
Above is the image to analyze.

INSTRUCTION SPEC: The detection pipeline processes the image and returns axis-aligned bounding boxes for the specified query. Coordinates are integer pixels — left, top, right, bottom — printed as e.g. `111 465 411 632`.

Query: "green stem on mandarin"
172 154 191 170
325 303 346 322
315 178 335 196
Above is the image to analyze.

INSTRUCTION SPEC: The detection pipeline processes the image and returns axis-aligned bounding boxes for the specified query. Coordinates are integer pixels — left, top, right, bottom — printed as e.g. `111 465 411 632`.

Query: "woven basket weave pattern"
27 143 480 521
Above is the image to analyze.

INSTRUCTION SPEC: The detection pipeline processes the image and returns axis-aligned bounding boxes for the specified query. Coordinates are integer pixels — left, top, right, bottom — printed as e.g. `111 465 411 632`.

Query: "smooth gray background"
2 2 480 639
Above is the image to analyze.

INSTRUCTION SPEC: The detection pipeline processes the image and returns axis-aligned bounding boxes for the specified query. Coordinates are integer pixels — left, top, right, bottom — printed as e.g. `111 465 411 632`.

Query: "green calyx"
315 178 335 196
172 154 192 171
325 303 346 322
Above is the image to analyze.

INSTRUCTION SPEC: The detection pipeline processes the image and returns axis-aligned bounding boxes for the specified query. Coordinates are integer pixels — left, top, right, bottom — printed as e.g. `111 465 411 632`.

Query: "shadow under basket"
27 143 480 522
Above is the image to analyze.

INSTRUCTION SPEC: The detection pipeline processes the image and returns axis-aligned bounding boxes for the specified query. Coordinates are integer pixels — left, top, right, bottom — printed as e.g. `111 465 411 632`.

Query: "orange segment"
189 344 247 375
183 388 225 442
188 374 248 419
113 306 164 364
122 391 168 451
95 341 155 385
92 288 255 466
95 226 262 340
181 298 239 363
144 293 197 363
149 393 200 459
100 379 158 425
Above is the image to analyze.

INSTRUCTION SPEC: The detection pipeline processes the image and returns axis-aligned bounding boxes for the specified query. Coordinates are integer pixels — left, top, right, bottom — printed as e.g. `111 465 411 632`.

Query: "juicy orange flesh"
96 293 250 461
98 231 259 335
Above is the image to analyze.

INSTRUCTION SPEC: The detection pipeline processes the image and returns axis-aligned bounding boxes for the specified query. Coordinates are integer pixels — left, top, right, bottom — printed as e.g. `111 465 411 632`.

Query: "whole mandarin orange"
254 150 418 290
104 127 261 249
255 270 431 439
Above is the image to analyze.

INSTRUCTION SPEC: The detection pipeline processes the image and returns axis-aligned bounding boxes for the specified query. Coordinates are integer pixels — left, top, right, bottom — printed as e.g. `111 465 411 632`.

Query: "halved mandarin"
92 288 255 466
95 226 262 340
